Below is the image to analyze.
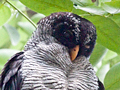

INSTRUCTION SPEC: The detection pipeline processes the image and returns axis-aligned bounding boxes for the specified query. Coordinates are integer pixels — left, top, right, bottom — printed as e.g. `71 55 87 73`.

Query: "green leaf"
8 12 22 27
18 22 35 35
10 28 29 50
72 7 87 15
74 5 106 15
103 50 117 64
101 3 120 14
0 27 10 48
31 13 45 24
84 15 120 54
0 4 11 26
100 0 111 3
102 0 120 14
110 55 120 67
110 14 120 27
90 43 107 66
0 49 20 71
104 0 120 9
71 0 94 6
15 1 26 11
19 0 73 15
104 62 120 90
4 24 20 46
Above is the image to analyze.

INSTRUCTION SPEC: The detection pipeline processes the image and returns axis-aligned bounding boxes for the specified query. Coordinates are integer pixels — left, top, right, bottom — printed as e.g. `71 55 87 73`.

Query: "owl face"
26 12 97 61
50 12 97 59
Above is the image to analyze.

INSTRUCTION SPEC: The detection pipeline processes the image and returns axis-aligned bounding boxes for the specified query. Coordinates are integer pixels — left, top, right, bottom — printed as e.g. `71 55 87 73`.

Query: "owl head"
25 12 97 61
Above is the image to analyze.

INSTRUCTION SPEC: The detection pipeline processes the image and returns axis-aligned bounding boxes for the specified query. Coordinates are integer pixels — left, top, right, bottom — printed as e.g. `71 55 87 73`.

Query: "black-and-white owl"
0 12 104 90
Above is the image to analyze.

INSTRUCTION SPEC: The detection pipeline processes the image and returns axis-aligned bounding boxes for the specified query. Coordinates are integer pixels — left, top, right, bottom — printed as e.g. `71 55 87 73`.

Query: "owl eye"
63 30 74 41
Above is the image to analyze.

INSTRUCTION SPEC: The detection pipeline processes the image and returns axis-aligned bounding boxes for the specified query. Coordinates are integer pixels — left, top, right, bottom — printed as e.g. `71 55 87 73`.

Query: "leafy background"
0 0 120 89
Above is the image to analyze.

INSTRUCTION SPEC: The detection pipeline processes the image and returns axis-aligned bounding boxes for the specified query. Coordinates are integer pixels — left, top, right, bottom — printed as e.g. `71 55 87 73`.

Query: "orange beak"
69 45 79 61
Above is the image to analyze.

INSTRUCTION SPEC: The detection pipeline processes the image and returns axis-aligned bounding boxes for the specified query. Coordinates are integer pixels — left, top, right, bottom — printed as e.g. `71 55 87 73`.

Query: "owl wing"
98 79 105 90
0 52 24 90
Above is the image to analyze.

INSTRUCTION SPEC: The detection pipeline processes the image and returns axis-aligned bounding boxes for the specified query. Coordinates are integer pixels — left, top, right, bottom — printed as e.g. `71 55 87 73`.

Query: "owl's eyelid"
64 30 73 34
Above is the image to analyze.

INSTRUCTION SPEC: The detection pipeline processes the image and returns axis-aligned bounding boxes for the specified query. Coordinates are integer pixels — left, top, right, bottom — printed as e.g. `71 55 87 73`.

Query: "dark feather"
0 52 24 90
98 79 105 90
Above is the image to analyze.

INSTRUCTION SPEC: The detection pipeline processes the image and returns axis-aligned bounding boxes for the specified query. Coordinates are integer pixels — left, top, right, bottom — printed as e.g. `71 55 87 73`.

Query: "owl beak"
69 45 79 61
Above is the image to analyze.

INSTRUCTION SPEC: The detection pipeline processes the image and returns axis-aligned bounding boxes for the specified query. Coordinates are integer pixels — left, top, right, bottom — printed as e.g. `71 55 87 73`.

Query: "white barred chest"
21 58 98 90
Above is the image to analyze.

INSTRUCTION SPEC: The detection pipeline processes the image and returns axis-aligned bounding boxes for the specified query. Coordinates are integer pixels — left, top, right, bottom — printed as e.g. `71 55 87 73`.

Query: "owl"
0 12 104 90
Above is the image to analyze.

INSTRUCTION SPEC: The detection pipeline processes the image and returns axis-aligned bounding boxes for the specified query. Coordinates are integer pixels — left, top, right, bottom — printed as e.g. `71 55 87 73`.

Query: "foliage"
0 0 120 89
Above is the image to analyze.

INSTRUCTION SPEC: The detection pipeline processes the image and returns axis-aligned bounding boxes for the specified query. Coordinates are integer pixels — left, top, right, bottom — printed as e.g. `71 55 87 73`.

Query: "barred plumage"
0 12 104 90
